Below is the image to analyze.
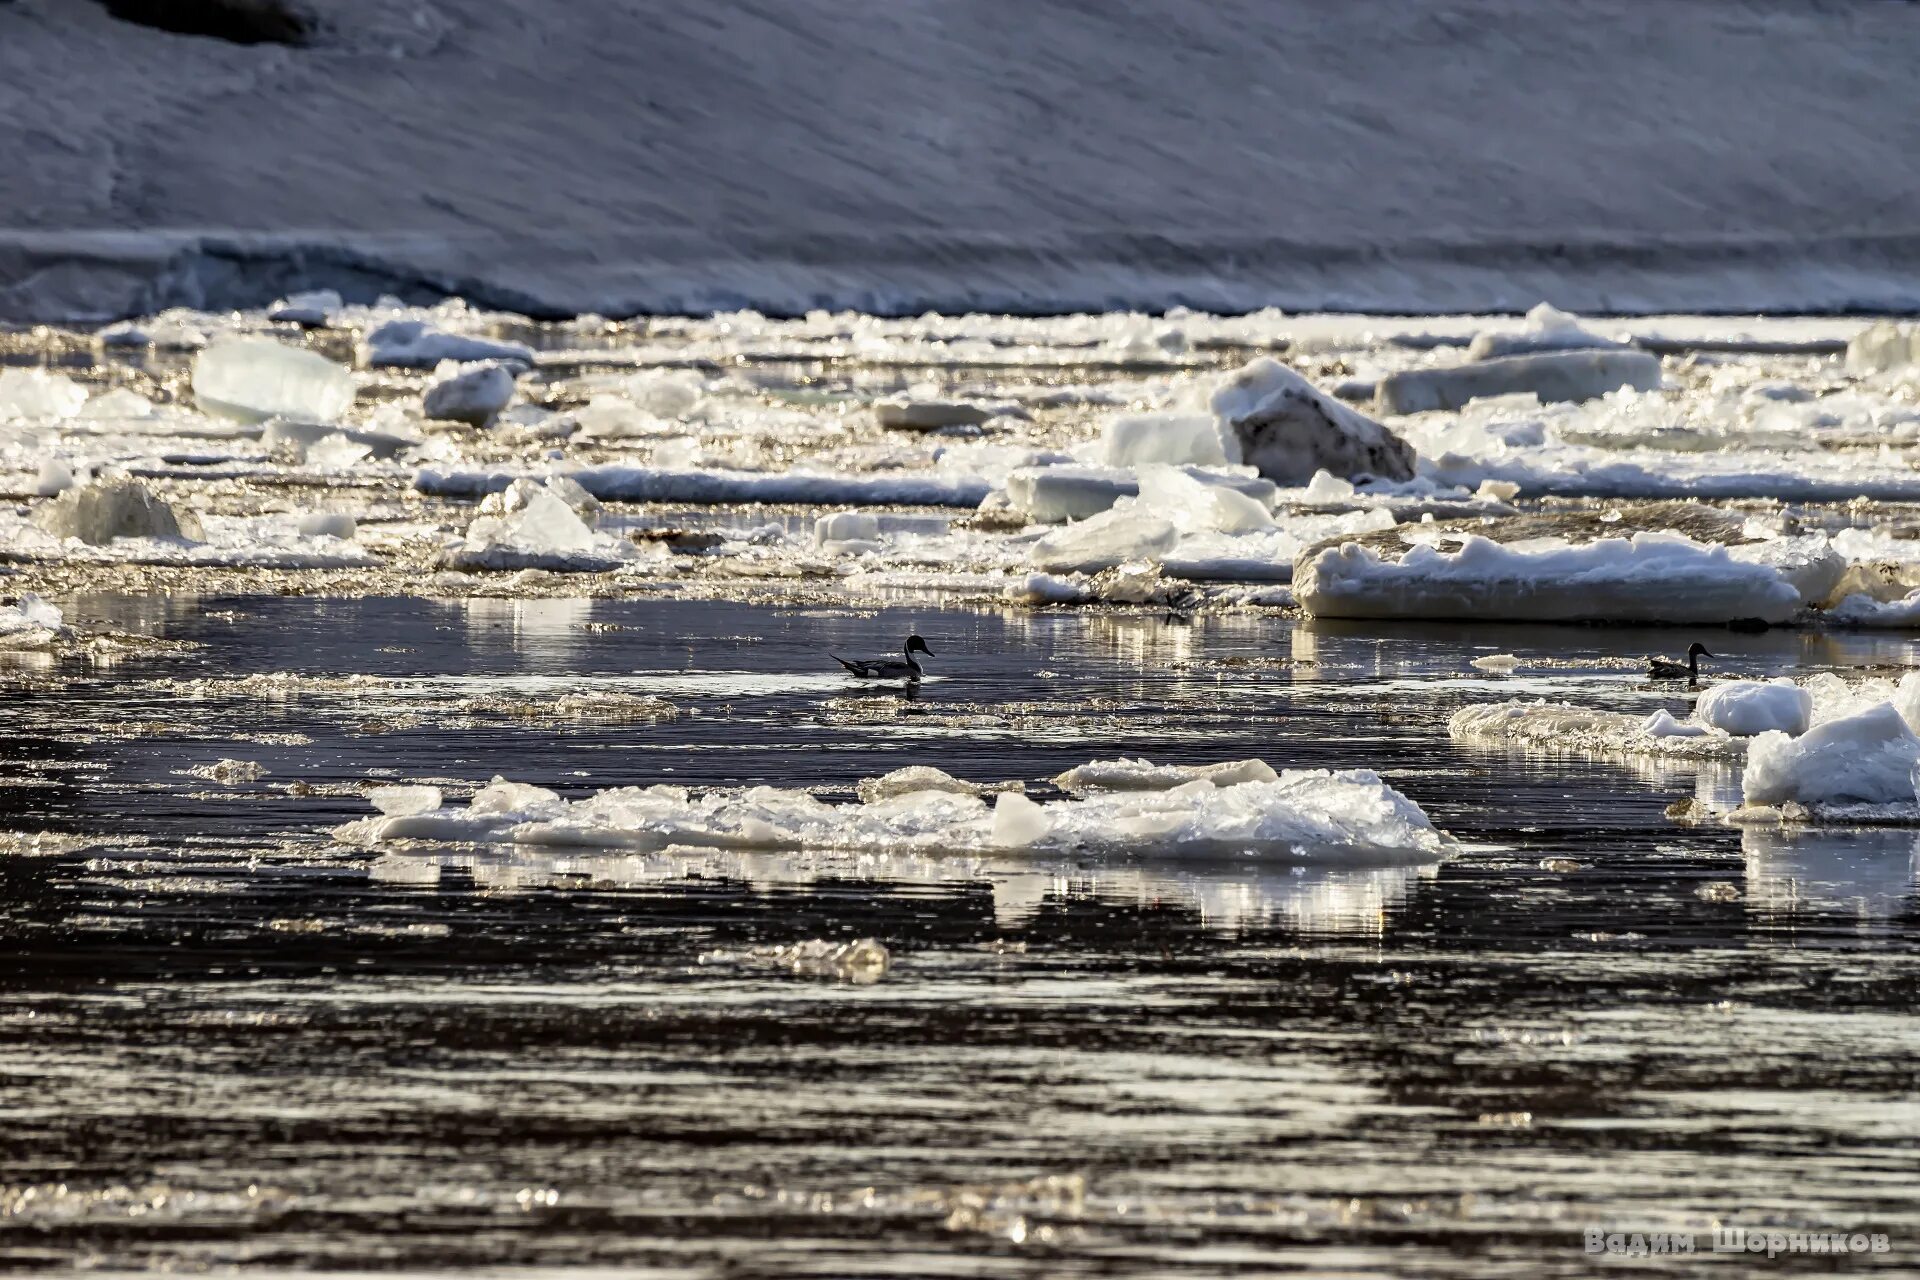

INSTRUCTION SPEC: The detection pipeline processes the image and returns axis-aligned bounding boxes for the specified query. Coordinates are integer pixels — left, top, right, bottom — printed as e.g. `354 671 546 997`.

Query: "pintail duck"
1647 642 1712 682
832 634 934 681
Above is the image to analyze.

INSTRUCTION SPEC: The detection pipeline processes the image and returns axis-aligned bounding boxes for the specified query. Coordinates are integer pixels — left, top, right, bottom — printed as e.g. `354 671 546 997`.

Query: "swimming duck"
1647 642 1712 681
832 634 934 681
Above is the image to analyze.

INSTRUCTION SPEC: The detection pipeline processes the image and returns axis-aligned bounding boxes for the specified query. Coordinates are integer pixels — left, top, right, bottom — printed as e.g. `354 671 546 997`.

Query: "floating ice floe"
0 594 69 649
1297 532 1815 624
1465 303 1629 361
422 361 518 425
334 760 1456 865
358 319 534 370
1095 412 1234 469
263 419 416 464
814 509 881 551
191 339 357 424
1211 357 1415 484
874 397 996 430
1052 757 1279 791
1449 701 1742 761
1376 348 1663 415
0 369 89 423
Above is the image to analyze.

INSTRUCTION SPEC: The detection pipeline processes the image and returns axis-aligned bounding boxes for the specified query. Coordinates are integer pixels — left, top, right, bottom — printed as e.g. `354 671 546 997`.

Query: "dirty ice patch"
334 763 1456 866
1297 532 1812 624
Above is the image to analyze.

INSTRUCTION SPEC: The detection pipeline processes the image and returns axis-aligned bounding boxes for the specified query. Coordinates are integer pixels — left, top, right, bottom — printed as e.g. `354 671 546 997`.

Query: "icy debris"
1467 303 1627 360
263 419 415 462
856 766 1023 804
875 398 994 430
1375 349 1662 415
1469 653 1521 673
1725 534 1844 607
0 595 68 649
478 475 601 525
1003 572 1091 605
192 339 356 423
1693 679 1812 737
630 369 705 419
74 387 159 421
1212 358 1416 484
1029 504 1178 573
1845 321 1920 376
296 512 357 539
1744 704 1920 806
1003 463 1274 524
186 758 268 785
814 510 881 548
447 479 631 571
32 478 201 546
0 369 88 422
304 433 373 471
368 784 443 816
268 289 343 326
1296 533 1808 624
1135 465 1274 534
35 460 74 497
701 937 891 983
1300 470 1355 502
1449 700 1740 760
336 760 1454 865
358 319 534 370
422 361 517 425
1641 709 1712 738
1053 757 1280 792
1097 413 1233 468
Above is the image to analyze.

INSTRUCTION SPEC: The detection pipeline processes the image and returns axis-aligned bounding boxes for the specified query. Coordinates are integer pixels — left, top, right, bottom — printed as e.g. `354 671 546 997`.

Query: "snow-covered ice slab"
0 594 69 649
358 319 534 369
416 465 994 508
192 339 356 424
1297 532 1810 624
1743 704 1920 807
334 760 1457 866
1375 349 1662 415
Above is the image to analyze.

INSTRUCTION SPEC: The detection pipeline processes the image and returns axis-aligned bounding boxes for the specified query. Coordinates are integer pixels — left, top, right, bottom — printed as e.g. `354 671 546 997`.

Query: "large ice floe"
1298 531 1820 624
334 757 1457 866
0 594 68 649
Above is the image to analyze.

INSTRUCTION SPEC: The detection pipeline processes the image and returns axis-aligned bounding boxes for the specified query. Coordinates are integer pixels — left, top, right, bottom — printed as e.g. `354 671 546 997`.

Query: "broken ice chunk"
0 594 68 649
1845 321 1913 376
358 320 533 370
296 512 358 539
0 369 89 422
814 510 881 547
1029 504 1179 573
1466 303 1627 360
991 791 1051 847
32 478 201 545
422 361 517 425
1374 349 1662 415
874 398 994 430
368 784 444 816
1098 413 1233 468
35 459 73 497
1692 679 1812 737
1744 704 1920 806
192 339 356 424
1213 358 1416 484
1301 470 1356 502
268 289 344 327
629 369 705 419
303 433 374 471
1134 465 1274 534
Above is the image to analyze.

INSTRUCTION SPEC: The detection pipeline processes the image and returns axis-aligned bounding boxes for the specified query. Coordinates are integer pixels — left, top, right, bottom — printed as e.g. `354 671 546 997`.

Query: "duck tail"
831 654 860 673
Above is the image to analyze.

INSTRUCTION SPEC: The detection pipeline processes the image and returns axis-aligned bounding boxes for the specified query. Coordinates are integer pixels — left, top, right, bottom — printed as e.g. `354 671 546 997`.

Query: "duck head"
1688 642 1714 660
905 634 934 657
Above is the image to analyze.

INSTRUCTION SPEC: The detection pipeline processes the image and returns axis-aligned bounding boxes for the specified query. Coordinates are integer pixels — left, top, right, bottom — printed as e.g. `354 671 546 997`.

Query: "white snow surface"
334 762 1457 866
1692 679 1813 738
1297 532 1813 624
10 2 1920 319
1743 704 1920 807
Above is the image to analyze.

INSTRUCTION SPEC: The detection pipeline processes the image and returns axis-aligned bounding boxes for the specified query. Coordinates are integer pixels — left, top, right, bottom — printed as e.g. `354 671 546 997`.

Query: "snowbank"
1296 532 1809 624
333 762 1456 866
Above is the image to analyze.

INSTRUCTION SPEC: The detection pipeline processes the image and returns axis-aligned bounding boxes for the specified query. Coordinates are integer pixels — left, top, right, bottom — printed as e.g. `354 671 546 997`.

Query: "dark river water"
4 597 1918 1275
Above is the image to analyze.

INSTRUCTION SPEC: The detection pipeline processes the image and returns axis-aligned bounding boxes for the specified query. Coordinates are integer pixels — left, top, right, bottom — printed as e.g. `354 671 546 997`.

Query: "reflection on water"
4 594 1920 1275
1744 825 1920 930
